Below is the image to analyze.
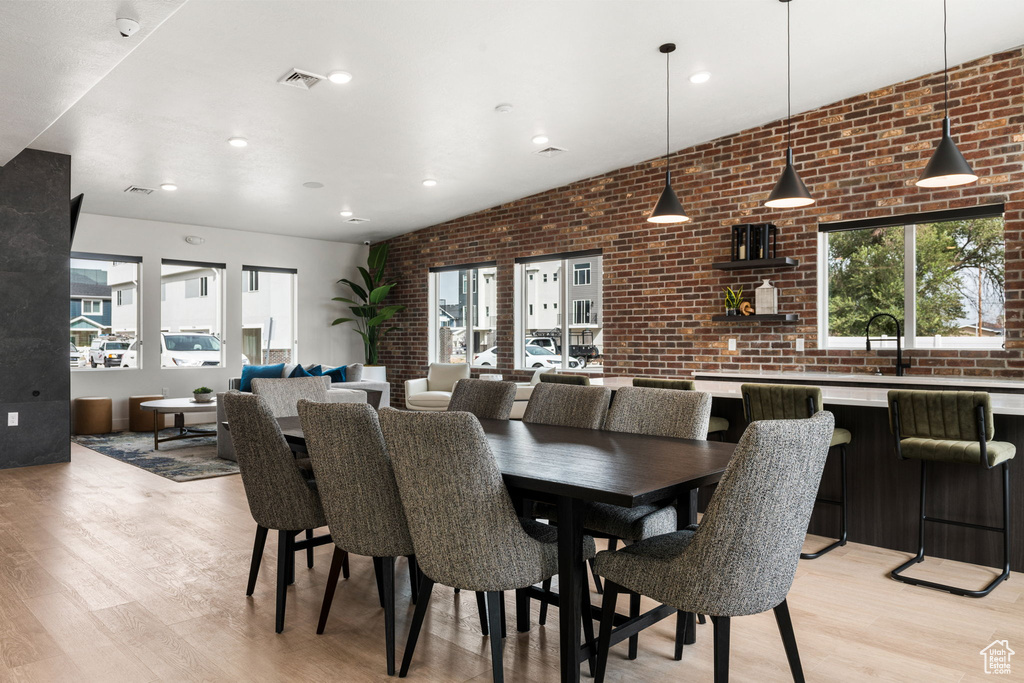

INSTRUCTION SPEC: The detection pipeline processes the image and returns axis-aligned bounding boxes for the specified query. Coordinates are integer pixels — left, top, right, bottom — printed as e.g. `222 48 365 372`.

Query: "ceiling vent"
534 146 568 158
344 217 370 224
278 68 324 90
123 185 156 195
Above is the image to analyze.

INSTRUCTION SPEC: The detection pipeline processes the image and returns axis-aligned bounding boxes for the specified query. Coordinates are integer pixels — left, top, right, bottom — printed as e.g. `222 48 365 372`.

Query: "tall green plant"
331 243 405 365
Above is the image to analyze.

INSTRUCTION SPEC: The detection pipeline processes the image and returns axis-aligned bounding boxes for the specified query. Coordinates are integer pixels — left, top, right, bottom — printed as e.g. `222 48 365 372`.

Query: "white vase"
362 365 387 382
755 278 778 315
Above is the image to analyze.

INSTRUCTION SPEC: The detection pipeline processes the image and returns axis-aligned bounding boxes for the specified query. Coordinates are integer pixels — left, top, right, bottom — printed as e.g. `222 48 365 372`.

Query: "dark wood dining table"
275 415 735 683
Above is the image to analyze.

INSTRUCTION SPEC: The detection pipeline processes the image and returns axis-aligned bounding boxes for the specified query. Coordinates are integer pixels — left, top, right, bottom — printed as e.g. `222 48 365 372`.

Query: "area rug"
71 424 239 482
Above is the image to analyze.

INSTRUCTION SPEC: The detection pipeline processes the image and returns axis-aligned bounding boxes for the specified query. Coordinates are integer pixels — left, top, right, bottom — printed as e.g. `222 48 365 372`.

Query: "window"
70 252 141 370
161 259 225 368
516 251 603 371
241 266 297 365
820 206 1005 349
429 263 498 365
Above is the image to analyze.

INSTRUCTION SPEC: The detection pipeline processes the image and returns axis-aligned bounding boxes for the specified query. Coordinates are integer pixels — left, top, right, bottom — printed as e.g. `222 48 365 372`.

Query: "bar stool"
887 390 1014 597
538 373 590 386
632 377 730 440
741 383 851 559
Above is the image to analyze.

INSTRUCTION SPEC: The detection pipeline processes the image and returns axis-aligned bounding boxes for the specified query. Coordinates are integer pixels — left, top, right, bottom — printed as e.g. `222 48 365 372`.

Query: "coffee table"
140 398 218 450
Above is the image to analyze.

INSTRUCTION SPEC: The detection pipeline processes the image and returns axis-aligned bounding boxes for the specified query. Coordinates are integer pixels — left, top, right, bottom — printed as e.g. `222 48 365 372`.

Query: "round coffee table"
140 397 218 450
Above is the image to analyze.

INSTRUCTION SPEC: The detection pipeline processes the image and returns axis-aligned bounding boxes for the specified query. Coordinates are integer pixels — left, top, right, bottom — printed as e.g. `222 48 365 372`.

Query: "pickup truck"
525 336 600 368
88 339 131 368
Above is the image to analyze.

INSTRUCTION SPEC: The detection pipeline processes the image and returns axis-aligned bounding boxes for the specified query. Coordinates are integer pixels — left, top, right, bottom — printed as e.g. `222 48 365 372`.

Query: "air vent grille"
344 217 370 224
278 68 323 90
534 146 568 158
124 185 156 195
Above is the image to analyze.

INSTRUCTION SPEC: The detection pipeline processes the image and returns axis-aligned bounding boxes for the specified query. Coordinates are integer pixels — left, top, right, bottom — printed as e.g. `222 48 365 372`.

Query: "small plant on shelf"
193 386 214 403
723 286 743 316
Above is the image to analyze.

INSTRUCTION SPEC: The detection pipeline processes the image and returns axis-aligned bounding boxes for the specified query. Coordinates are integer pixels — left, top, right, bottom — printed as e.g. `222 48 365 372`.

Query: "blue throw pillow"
304 364 324 376
240 363 285 392
289 364 313 378
324 365 347 383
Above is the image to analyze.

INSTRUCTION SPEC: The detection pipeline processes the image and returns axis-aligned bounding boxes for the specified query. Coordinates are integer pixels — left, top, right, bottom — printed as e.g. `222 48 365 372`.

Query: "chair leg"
516 587 531 633
712 615 730 683
589 557 604 594
246 525 268 596
539 578 552 626
407 556 419 605
594 580 621 683
399 574 435 678
580 580 596 677
698 613 707 625
305 529 314 568
372 556 385 609
674 611 689 660
773 600 805 682
475 591 489 636
286 531 296 585
342 547 350 580
381 557 396 676
316 547 346 634
499 591 507 639
275 530 290 633
801 444 849 560
485 591 505 683
627 591 640 660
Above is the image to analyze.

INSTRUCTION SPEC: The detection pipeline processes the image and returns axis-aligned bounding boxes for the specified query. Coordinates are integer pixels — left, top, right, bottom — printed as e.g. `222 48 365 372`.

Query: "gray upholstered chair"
538 373 591 386
378 408 597 681
447 378 518 420
522 382 611 429
222 391 332 633
593 411 836 682
251 376 329 417
887 390 1014 597
297 400 416 675
741 383 852 559
633 377 730 440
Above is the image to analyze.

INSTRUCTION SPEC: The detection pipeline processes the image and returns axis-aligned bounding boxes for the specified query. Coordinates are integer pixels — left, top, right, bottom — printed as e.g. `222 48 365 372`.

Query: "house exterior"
523 255 603 356
69 267 111 347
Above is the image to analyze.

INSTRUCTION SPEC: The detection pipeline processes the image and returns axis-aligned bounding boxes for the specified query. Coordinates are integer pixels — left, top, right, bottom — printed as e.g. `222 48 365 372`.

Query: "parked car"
473 345 581 369
120 332 250 368
70 343 86 368
119 340 140 368
88 338 131 367
525 335 600 368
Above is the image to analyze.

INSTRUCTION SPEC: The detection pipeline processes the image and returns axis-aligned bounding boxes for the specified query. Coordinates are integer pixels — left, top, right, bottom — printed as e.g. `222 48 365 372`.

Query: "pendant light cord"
786 0 792 149
665 49 671 170
943 0 948 117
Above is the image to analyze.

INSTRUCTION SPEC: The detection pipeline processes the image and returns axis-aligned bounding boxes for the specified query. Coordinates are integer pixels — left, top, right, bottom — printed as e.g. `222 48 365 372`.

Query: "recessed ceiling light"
689 71 711 84
160 183 178 191
327 71 353 84
532 134 549 145
303 181 324 189
422 179 438 187
340 210 353 217
228 137 248 147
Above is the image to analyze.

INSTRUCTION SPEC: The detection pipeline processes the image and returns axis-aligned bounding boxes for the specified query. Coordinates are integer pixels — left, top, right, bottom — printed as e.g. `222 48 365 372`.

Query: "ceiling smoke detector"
534 146 568 158
278 68 324 90
123 185 156 195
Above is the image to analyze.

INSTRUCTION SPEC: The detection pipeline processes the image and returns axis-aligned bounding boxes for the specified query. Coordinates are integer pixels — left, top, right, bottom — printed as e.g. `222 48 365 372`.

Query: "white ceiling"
8 0 1024 243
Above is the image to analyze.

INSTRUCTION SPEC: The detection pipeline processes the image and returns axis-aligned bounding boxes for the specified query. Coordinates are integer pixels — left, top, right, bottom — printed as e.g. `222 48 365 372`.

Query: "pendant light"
916 0 977 188
765 0 815 209
647 43 689 223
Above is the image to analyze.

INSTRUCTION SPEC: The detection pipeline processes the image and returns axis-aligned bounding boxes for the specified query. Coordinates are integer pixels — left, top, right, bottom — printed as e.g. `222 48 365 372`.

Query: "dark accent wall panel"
0 149 71 469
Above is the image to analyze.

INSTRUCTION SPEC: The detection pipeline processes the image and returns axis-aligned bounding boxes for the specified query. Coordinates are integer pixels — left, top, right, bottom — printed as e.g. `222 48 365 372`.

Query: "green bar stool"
887 390 1014 597
741 383 852 559
633 377 730 440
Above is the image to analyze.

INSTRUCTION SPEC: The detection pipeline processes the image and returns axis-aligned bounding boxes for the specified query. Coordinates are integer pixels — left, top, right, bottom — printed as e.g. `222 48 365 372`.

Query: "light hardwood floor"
0 442 1020 682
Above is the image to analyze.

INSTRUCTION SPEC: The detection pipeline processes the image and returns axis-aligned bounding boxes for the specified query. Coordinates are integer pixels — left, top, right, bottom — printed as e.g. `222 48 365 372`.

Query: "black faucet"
865 313 910 376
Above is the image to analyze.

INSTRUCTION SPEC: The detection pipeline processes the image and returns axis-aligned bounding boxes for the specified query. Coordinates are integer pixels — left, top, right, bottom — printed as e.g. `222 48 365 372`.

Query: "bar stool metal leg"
801 444 849 560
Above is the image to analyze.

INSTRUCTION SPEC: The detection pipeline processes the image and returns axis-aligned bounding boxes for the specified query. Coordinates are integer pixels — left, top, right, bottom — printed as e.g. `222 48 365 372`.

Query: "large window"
241 266 297 365
516 250 603 370
70 252 141 370
160 259 225 367
820 206 1005 349
429 262 498 366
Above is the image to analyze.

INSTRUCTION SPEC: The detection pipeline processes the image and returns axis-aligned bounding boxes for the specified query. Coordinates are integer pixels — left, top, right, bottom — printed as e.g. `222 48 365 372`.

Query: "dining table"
275 415 736 683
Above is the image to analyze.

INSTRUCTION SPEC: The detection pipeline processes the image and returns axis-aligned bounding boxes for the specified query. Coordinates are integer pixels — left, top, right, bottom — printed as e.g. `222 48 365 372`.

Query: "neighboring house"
957 321 1004 337
523 256 603 352
69 267 111 347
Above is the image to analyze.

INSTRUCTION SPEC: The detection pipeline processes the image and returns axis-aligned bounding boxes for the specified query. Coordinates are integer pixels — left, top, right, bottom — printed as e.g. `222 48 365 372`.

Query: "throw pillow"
304 364 324 376
240 363 286 392
324 365 347 383
289 364 313 378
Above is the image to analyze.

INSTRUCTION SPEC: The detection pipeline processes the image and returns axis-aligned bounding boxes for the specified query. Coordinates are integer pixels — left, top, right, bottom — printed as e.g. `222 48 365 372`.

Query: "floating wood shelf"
711 257 799 270
710 314 799 322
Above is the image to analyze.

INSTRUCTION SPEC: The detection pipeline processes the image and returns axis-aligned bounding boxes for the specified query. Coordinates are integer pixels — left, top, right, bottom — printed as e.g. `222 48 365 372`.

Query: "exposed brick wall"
380 49 1024 407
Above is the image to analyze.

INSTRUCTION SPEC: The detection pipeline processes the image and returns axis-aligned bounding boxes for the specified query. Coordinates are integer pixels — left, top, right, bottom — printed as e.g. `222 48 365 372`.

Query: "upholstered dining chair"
522 382 611 429
593 411 835 682
538 373 591 386
297 400 417 675
222 391 332 633
251 376 329 417
379 408 597 682
447 378 518 420
741 383 852 559
887 390 1014 597
633 377 730 440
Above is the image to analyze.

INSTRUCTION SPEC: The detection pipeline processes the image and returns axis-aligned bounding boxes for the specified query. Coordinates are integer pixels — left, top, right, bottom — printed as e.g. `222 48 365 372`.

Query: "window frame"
241 265 299 365
428 261 498 368
70 252 142 372
160 258 227 369
82 299 103 315
573 262 592 286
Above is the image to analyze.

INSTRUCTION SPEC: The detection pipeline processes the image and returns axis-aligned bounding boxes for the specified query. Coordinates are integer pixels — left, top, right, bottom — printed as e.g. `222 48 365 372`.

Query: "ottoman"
129 394 165 431
74 397 112 435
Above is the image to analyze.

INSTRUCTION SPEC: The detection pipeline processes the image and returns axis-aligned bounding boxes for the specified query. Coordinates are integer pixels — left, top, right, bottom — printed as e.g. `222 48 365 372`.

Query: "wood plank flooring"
0 442 1020 681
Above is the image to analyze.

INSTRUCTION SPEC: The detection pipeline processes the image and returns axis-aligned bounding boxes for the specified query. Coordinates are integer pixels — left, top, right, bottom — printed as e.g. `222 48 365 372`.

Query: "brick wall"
380 48 1024 406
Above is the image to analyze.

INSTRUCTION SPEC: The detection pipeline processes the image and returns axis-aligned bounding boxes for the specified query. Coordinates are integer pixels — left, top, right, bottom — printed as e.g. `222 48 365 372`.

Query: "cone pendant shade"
916 117 978 188
648 171 689 223
765 147 814 208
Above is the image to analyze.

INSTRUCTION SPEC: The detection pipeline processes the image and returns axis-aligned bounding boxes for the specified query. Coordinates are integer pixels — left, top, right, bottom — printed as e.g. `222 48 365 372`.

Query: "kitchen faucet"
865 313 911 376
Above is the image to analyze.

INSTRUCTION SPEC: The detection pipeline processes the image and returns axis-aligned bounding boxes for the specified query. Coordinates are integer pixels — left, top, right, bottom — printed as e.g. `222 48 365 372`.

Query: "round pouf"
129 395 164 432
74 397 113 435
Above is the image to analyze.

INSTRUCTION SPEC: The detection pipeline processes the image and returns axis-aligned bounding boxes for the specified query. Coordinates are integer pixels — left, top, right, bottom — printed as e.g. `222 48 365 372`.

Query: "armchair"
404 363 471 411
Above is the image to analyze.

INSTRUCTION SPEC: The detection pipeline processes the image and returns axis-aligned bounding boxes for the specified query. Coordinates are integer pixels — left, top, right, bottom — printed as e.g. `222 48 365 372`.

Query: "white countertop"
692 370 1024 391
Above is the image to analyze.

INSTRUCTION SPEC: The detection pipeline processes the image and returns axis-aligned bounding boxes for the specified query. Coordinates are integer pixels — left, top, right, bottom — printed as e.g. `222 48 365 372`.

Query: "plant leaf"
368 243 389 271
331 297 358 304
357 266 375 293
368 283 395 304
331 318 354 326
338 279 368 301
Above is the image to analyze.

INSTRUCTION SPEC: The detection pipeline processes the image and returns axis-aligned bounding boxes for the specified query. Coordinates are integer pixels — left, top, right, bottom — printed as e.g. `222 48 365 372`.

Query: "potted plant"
332 243 405 380
724 286 743 316
193 386 214 403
